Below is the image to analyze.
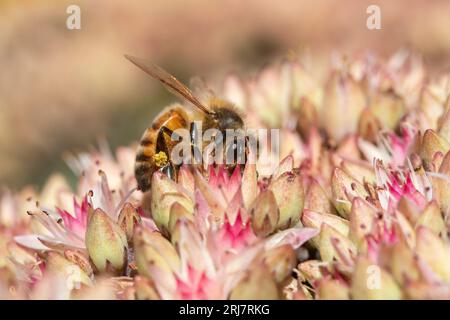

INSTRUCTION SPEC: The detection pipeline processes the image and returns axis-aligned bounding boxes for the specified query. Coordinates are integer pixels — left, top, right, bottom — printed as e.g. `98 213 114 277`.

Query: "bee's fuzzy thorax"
203 99 245 133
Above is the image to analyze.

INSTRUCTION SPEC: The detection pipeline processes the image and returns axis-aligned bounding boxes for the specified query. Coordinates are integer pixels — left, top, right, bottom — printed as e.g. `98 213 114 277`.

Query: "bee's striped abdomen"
134 105 189 191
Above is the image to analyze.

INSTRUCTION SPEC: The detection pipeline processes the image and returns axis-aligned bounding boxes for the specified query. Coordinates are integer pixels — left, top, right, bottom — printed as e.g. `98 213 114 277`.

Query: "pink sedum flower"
56 197 90 240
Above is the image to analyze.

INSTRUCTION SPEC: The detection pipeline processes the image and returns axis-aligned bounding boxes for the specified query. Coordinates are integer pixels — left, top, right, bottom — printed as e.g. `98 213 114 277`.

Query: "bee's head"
210 106 244 132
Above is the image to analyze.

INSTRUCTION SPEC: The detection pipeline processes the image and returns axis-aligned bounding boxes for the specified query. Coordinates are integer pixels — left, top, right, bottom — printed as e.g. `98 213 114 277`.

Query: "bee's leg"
237 135 249 171
160 126 182 141
212 132 224 166
189 122 202 164
244 135 250 160
156 126 170 151
236 136 246 165
155 126 179 181
158 126 182 181
156 125 182 156
160 164 175 180
224 135 239 168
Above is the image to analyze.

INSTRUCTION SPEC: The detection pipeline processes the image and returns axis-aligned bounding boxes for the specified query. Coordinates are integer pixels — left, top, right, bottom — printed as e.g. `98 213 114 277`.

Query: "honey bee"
125 55 246 192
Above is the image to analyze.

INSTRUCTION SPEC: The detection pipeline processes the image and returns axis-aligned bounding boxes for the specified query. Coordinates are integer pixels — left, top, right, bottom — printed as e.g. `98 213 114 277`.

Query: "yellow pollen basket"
153 151 169 168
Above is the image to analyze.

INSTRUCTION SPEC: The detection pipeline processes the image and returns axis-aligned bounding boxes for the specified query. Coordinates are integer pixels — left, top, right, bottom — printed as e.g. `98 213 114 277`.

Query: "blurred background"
1 0 450 189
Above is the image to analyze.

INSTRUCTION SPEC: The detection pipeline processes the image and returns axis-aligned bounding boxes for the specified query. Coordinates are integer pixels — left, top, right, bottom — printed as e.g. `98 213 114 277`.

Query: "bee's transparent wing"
125 55 214 115
189 76 216 106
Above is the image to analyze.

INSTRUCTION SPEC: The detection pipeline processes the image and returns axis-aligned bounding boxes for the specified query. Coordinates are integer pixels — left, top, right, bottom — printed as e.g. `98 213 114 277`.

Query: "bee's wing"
190 76 216 105
125 55 214 115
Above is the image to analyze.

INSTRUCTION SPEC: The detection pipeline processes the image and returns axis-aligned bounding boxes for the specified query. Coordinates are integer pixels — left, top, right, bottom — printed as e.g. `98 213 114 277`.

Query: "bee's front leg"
189 122 202 165
160 164 175 180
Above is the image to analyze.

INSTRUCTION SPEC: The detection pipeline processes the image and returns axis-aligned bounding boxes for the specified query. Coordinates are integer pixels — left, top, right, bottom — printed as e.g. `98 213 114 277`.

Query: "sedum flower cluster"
1 51 449 299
